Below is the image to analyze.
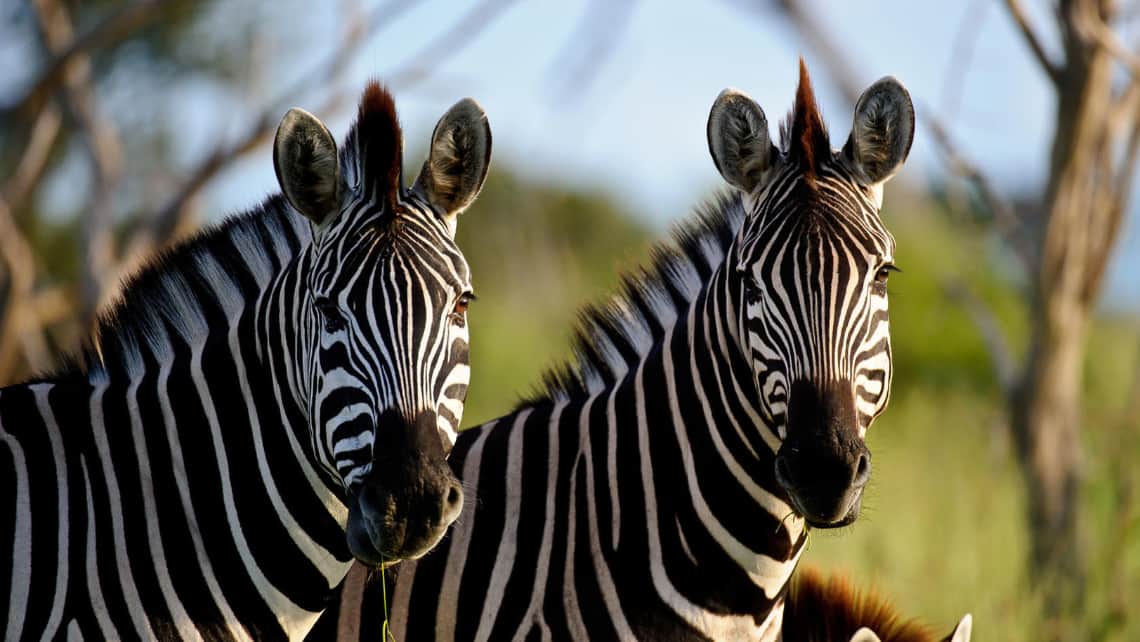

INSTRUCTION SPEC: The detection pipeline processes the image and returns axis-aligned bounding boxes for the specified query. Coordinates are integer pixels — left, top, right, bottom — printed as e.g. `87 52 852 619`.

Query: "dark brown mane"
780 58 831 181
348 81 403 208
783 566 938 642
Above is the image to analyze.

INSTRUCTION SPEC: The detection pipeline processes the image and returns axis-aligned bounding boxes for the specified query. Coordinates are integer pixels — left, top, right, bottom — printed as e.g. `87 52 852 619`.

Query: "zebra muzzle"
344 410 464 565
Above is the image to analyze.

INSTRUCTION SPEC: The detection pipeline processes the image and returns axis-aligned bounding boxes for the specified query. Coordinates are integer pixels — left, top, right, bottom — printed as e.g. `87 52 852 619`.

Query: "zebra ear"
707 88 779 193
849 627 883 642
413 98 492 235
945 613 972 642
274 107 342 231
841 76 914 187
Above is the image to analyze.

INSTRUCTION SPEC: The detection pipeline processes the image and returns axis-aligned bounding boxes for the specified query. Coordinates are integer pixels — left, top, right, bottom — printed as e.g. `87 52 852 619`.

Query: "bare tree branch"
2 104 61 212
133 0 420 259
33 0 126 324
2 0 169 121
939 0 990 122
545 0 638 105
138 0 512 262
386 0 517 89
737 0 862 105
0 194 49 381
1005 0 1064 84
943 279 1018 398
925 112 1033 271
1074 7 1140 78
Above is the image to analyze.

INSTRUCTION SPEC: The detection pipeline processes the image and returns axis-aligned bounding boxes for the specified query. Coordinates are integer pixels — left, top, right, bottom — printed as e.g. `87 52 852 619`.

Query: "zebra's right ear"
413 98 492 237
707 88 779 193
274 107 342 231
841 76 914 187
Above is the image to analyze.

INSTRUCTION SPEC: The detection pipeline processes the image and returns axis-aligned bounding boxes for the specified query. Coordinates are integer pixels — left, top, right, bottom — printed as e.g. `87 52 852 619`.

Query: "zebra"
324 61 922 641
1 82 491 640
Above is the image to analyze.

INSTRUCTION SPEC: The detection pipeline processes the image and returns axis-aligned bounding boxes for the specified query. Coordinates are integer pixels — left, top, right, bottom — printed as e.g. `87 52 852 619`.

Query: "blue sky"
193 0 1137 310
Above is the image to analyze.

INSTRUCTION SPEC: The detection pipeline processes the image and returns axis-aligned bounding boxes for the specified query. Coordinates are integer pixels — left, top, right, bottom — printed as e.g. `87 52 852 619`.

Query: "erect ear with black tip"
273 107 342 229
412 98 492 235
842 76 914 186
707 88 779 193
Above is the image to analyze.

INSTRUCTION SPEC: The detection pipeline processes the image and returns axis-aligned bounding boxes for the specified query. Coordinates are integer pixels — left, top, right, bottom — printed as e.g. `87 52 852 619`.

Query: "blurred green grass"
457 169 1140 640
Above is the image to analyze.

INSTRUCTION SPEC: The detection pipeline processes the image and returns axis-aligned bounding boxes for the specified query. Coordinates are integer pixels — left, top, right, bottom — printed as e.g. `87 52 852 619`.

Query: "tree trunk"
1012 12 1117 619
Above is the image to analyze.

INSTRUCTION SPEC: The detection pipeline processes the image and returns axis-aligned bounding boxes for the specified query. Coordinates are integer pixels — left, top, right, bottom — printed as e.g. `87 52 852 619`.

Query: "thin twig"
2 103 61 212
943 279 1018 397
2 0 169 120
740 0 862 105
925 112 1032 271
545 0 639 105
385 0 517 89
0 194 49 381
138 0 426 252
33 0 125 324
1004 0 1063 84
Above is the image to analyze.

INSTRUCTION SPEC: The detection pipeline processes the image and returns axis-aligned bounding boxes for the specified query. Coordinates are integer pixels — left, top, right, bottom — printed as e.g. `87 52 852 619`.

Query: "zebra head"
273 84 490 563
708 62 914 528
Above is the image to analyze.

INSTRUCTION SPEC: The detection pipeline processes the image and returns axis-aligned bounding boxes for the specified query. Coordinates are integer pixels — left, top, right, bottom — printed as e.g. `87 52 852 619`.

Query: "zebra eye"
743 274 764 304
873 264 899 289
870 263 898 283
314 296 345 332
451 292 475 326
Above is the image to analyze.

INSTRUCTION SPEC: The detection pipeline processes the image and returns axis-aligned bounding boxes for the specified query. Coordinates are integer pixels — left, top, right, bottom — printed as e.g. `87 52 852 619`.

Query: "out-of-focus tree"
768 0 1140 634
0 0 511 385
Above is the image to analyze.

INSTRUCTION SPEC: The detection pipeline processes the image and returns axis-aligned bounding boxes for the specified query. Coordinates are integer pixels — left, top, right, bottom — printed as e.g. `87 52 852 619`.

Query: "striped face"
734 168 895 525
737 168 896 435
708 63 913 527
274 84 490 563
305 197 473 492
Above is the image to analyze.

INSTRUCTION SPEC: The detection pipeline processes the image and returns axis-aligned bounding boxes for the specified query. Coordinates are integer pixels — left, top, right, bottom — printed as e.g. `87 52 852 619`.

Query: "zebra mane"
783 566 939 642
47 195 310 383
527 191 746 405
779 58 831 180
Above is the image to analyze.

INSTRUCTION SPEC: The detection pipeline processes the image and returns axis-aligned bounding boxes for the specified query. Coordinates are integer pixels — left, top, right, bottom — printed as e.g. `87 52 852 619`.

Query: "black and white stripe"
1 83 491 639
341 64 915 641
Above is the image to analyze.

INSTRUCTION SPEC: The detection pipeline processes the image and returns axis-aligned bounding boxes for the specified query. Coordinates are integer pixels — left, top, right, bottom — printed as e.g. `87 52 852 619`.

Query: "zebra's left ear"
273 107 341 232
841 77 914 191
413 98 492 236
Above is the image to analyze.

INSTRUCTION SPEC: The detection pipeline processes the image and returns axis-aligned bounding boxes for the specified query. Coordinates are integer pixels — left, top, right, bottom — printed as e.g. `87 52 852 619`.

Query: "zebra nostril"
442 482 463 523
852 452 872 487
774 455 794 489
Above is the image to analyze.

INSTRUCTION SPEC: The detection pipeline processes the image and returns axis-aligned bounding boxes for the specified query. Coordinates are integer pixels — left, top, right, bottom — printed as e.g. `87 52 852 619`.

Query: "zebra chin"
342 409 464 565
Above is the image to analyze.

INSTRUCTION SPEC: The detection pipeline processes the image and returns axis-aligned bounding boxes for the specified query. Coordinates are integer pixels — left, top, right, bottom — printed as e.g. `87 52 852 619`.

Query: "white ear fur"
849 627 883 642
273 107 342 239
413 98 492 236
707 88 779 193
949 613 972 642
842 76 914 186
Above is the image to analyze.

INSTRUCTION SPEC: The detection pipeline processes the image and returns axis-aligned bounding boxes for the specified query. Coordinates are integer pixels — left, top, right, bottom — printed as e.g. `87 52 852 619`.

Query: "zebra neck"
635 265 806 616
